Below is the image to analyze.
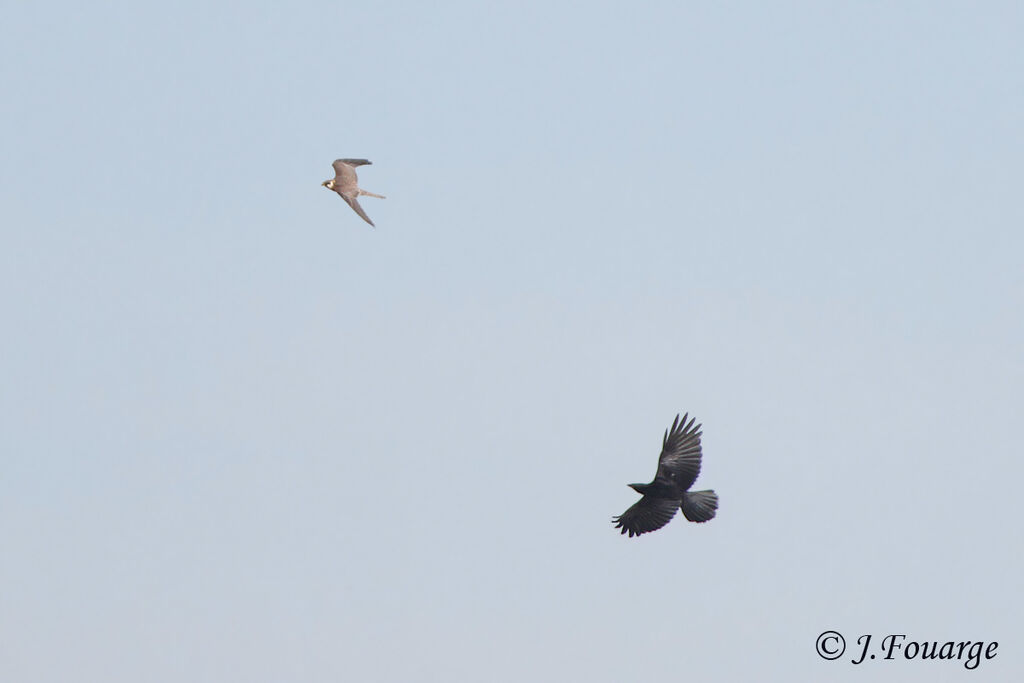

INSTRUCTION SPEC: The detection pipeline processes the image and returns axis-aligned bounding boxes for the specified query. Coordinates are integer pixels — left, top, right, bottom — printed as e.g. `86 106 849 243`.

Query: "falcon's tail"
681 490 718 522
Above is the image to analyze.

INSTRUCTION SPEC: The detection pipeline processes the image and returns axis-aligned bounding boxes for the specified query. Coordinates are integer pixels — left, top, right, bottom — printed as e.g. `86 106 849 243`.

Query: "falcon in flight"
613 413 719 537
322 159 386 227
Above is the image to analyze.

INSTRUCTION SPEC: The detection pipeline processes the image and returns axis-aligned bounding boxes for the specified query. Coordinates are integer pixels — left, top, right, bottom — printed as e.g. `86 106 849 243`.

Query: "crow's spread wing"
655 413 703 491
612 495 680 537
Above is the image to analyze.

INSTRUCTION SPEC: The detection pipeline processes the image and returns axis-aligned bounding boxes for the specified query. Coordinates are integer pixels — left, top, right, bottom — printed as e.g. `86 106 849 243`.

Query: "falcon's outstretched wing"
342 195 375 227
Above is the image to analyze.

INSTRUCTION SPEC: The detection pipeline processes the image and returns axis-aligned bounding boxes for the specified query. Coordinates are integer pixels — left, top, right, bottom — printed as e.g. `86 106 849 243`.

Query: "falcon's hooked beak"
322 180 333 189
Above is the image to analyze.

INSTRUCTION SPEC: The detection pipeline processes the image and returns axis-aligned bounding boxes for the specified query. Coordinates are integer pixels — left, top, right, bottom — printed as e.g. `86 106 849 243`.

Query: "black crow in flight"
613 413 719 537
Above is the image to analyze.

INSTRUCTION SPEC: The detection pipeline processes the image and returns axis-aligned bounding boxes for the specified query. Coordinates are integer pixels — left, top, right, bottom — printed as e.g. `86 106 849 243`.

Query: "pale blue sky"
2 2 1022 681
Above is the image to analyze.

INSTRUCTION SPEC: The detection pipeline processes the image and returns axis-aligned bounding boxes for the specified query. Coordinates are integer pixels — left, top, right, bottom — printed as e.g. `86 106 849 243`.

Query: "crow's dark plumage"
613 413 719 537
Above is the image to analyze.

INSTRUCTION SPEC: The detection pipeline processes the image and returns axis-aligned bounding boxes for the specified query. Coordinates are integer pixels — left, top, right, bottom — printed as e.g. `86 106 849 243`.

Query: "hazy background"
2 2 1021 681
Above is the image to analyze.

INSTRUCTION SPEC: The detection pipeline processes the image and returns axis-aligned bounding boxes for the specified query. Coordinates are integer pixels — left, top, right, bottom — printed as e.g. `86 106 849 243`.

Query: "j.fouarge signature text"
851 634 998 669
